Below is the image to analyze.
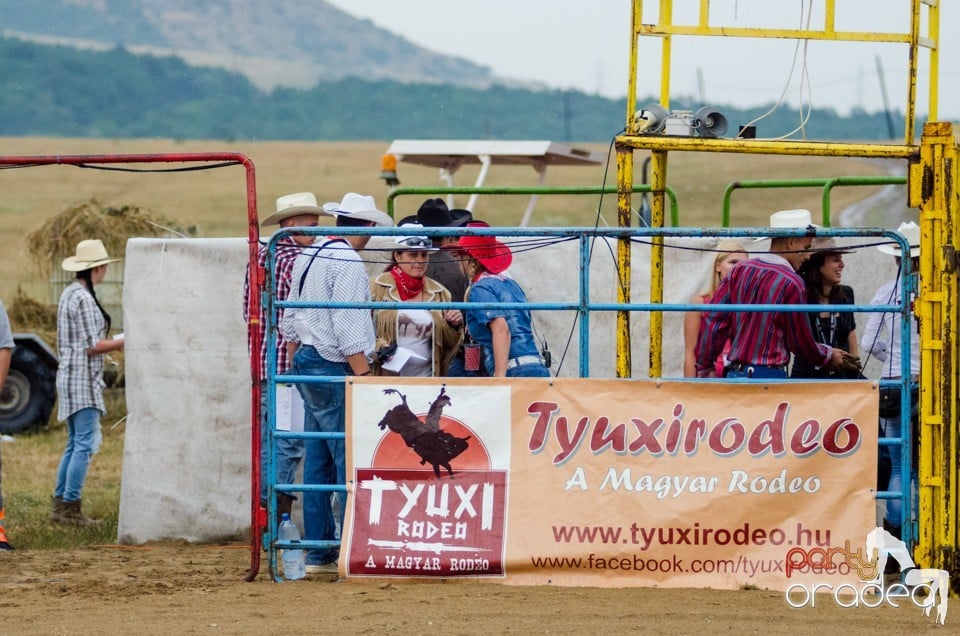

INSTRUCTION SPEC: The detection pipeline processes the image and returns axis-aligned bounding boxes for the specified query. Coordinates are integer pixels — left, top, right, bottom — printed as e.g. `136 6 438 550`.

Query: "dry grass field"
0 136 889 306
2 137 950 634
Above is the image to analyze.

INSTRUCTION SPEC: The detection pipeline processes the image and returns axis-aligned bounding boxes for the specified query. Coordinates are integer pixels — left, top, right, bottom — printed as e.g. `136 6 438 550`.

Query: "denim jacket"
464 274 539 374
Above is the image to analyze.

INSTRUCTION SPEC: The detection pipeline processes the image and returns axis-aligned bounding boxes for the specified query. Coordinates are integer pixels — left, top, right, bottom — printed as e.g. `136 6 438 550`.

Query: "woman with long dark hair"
790 237 860 379
52 239 124 525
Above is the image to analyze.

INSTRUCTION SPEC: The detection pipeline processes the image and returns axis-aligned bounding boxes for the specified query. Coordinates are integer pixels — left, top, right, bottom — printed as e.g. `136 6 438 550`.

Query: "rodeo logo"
346 384 508 578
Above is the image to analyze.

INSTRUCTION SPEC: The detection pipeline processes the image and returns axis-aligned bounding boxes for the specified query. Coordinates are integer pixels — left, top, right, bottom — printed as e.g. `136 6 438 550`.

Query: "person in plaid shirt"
53 239 124 526
696 209 847 379
282 192 393 572
244 192 322 519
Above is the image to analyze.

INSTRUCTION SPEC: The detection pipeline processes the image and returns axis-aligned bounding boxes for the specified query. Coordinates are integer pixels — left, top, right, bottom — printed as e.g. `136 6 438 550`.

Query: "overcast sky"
326 0 958 120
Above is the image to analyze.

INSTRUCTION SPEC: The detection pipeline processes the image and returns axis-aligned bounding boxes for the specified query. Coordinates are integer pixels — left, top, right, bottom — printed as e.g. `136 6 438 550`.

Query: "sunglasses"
397 237 432 248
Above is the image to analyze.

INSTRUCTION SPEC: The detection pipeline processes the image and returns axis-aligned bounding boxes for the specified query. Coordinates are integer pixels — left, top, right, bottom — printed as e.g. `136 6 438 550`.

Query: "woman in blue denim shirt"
457 235 550 378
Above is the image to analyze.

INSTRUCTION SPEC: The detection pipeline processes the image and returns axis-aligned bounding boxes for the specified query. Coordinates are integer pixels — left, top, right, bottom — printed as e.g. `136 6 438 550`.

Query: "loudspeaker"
695 107 728 138
633 103 668 134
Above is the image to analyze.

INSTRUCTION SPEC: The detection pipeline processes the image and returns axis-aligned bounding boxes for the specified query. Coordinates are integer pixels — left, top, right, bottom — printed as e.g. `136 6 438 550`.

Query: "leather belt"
506 355 543 370
727 361 787 372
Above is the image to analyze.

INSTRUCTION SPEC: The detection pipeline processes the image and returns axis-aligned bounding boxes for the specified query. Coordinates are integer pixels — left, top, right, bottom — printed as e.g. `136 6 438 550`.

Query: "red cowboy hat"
456 234 512 274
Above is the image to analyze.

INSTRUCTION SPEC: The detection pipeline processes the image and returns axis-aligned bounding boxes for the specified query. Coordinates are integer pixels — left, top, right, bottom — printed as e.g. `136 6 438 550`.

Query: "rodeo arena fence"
1 150 952 603
260 222 918 590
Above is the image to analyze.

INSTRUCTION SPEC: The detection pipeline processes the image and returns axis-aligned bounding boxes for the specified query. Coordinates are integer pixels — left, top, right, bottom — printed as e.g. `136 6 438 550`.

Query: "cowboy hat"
61 239 120 272
769 208 815 229
877 221 920 257
387 223 438 252
457 235 512 274
754 209 817 242
322 192 394 227
260 192 324 226
416 198 473 228
809 236 853 255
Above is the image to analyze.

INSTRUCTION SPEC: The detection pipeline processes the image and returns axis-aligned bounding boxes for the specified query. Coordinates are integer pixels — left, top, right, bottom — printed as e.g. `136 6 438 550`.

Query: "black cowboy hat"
417 198 472 227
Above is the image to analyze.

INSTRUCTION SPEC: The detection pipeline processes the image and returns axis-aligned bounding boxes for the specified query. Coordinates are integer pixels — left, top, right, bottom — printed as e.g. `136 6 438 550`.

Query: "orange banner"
343 378 878 590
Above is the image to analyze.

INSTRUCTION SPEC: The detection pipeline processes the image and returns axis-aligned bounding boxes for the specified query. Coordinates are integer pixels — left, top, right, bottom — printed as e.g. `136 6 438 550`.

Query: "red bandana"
390 266 424 301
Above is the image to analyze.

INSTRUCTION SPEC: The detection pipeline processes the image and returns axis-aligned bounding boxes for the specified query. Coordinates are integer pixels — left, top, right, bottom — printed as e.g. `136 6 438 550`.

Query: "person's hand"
828 347 846 368
839 352 862 373
443 309 462 326
375 343 397 363
827 348 861 372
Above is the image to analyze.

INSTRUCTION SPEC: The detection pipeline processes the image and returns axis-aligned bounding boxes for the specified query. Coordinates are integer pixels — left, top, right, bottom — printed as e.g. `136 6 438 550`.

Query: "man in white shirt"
860 221 920 539
282 193 392 572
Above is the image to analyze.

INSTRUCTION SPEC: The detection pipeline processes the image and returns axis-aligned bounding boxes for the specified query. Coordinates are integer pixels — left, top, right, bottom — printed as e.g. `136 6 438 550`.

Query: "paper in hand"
380 346 428 374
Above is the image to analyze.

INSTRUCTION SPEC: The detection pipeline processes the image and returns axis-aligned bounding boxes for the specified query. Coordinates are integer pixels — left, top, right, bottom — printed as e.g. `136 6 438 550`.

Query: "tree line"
0 36 905 142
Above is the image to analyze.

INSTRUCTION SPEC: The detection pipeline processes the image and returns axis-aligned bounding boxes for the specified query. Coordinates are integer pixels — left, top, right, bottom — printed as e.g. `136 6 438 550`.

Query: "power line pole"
875 56 896 139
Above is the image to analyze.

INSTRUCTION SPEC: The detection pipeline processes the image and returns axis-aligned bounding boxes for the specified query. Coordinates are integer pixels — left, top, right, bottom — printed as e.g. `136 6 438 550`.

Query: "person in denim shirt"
457 235 549 378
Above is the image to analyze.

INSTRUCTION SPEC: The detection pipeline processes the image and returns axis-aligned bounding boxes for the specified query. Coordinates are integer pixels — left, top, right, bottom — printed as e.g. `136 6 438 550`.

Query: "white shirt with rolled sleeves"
860 279 920 379
282 240 375 363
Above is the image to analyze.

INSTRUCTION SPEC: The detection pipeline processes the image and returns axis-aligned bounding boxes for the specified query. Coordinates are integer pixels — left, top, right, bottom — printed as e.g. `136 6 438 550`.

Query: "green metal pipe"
722 176 908 227
387 185 681 227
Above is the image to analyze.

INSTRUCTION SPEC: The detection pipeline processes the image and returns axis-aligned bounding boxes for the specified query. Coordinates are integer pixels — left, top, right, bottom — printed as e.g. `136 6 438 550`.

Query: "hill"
0 0 499 91
0 35 905 142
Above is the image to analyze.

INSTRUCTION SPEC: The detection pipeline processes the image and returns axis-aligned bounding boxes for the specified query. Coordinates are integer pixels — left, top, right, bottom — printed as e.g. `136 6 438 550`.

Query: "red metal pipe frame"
0 152 265 581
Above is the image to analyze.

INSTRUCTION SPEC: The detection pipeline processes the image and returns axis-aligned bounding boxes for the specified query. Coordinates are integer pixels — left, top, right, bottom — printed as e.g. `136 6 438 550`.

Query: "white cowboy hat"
754 208 817 242
322 192 394 227
61 239 120 272
770 208 815 228
387 223 438 252
877 221 920 257
260 192 324 226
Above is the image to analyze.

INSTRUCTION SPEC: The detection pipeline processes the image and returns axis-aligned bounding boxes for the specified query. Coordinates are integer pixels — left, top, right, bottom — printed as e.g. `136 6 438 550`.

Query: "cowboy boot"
59 499 100 527
49 495 64 523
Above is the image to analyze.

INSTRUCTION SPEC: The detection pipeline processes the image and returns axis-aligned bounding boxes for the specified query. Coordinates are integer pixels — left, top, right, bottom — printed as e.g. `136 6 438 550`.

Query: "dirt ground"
0 543 952 635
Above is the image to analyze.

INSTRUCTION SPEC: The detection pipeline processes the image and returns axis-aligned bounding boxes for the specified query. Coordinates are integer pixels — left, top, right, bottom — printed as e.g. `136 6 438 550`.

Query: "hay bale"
25 198 189 272
8 286 57 336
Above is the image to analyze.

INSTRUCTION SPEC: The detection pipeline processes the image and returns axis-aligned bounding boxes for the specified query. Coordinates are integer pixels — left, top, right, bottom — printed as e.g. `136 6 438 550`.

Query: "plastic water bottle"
278 513 306 580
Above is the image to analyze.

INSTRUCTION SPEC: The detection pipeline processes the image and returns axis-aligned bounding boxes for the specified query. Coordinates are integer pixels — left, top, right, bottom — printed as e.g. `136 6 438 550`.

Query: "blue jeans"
724 365 787 379
54 407 102 502
259 380 304 504
507 363 551 378
881 414 905 530
292 346 348 565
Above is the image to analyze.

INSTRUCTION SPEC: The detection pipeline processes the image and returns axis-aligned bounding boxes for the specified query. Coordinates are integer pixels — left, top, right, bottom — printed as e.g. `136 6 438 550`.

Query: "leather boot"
49 495 64 523
59 499 100 527
276 493 295 519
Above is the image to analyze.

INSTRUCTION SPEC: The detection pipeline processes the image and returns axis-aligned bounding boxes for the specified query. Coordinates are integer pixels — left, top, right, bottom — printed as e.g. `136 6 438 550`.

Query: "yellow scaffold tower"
615 0 958 589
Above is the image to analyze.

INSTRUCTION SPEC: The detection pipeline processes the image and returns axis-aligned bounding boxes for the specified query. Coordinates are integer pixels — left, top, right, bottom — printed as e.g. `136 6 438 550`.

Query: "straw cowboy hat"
457 235 512 274
387 223 438 252
61 239 120 272
809 236 853 255
261 192 324 226
322 192 394 227
877 221 921 257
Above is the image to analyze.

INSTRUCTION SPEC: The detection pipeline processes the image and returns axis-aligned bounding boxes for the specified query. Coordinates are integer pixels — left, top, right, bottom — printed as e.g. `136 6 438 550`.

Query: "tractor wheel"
0 345 56 434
